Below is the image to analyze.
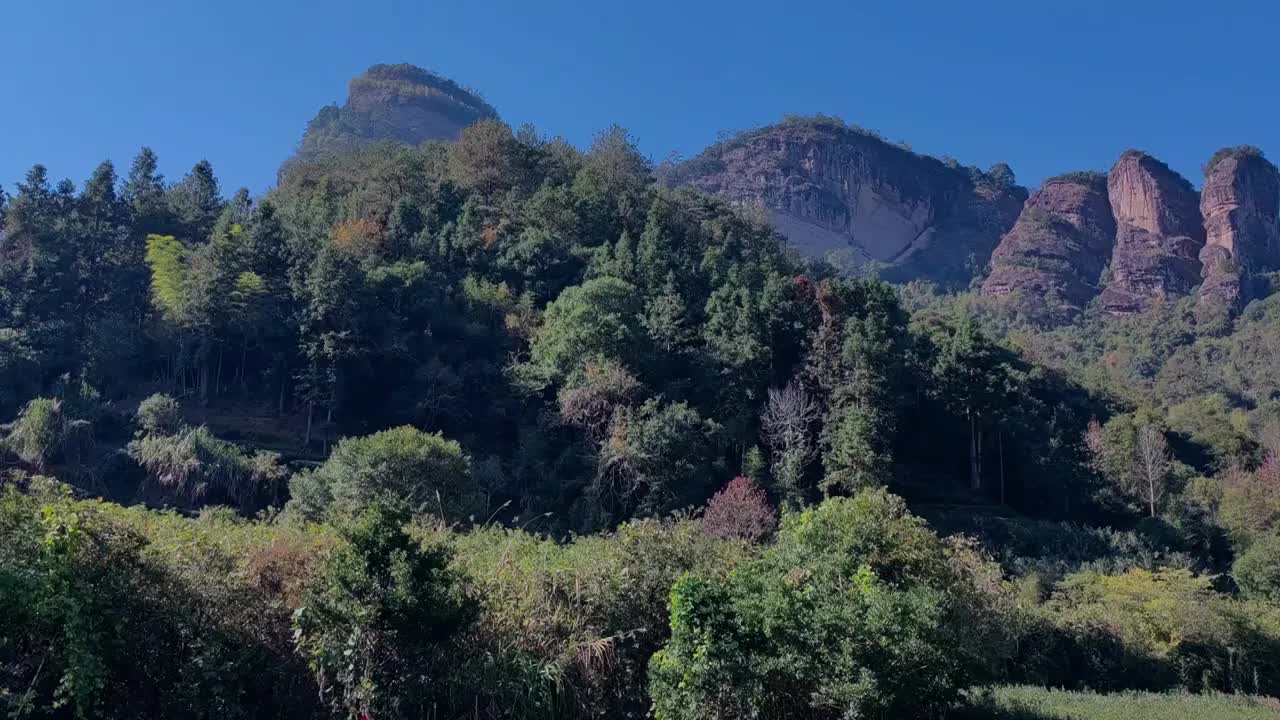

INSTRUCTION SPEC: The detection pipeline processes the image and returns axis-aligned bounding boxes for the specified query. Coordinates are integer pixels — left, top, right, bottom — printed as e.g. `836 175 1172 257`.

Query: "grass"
955 686 1280 719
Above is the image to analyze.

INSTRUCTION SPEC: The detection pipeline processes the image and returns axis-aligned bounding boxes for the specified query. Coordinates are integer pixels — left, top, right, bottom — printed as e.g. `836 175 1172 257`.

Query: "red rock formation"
981 172 1116 321
661 117 1025 288
1196 147 1280 315
1099 151 1204 314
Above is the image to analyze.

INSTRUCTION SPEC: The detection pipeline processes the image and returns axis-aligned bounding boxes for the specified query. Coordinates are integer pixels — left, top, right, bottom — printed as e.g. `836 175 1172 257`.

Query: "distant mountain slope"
659 116 1027 288
284 64 498 172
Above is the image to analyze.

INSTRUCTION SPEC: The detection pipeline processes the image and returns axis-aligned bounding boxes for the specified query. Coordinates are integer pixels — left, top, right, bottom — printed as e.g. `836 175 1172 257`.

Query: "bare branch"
761 382 820 462
1135 425 1171 518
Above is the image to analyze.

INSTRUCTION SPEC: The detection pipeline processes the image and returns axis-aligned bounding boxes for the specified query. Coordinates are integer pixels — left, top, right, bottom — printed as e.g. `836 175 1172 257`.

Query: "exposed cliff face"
286 64 498 171
661 118 1026 287
1196 147 1280 316
981 173 1116 320
1099 151 1204 314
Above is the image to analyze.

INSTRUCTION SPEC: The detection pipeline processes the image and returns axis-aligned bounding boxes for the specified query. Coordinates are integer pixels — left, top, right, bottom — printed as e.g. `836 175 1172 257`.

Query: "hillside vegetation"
3 117 1280 718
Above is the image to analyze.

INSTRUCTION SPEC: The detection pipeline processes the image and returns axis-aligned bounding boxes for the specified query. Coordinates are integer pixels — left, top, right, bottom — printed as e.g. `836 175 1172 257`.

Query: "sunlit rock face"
1196 148 1280 317
1099 151 1204 315
662 117 1025 288
981 172 1116 321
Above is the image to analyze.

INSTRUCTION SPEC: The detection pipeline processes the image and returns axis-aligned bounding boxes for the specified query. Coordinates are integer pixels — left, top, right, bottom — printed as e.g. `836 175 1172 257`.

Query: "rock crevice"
1196 147 1280 316
1099 151 1204 314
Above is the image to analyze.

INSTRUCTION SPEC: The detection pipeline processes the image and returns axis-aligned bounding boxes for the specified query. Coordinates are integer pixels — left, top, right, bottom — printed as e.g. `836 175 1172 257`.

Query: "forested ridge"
3 117 1280 719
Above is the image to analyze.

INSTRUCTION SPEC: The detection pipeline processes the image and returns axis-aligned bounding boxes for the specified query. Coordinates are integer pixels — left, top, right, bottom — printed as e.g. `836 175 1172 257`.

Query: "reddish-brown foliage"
702 476 777 543
332 218 385 257
245 536 331 608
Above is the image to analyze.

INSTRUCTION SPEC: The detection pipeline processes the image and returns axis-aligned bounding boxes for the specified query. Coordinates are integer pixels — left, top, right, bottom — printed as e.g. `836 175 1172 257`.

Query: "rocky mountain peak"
1099 150 1204 314
1196 146 1280 317
286 64 498 171
660 116 1026 287
980 172 1116 321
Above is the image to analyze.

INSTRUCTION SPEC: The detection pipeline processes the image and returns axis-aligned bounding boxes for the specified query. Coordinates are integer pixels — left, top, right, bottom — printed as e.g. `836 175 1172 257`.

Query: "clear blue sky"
3 0 1276 197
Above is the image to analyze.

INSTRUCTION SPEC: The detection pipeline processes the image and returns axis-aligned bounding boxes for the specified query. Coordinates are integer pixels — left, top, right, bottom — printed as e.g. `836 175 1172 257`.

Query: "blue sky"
3 0 1276 196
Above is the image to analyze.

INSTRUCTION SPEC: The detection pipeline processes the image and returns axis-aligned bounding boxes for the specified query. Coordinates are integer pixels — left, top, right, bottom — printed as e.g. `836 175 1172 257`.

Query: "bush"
1234 533 1280 602
1220 458 1280 546
649 490 1015 719
927 512 1201 584
129 425 287 510
1013 568 1280 695
592 399 723 520
0 481 322 719
293 502 475 719
135 392 182 436
2 397 93 471
287 425 478 522
448 516 748 718
701 475 777 542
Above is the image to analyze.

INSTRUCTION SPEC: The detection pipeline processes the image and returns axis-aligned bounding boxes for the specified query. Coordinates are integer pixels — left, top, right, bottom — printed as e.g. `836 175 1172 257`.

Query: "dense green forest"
3 120 1280 718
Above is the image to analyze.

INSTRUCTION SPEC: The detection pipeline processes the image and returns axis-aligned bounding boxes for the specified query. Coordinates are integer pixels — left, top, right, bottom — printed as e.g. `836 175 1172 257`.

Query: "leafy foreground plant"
0 478 321 719
293 502 476 720
648 488 1015 719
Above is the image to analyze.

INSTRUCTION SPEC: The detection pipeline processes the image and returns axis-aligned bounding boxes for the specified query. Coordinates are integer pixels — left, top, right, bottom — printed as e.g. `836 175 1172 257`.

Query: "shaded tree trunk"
998 429 1005 506
215 346 224 397
968 411 981 492
199 359 210 406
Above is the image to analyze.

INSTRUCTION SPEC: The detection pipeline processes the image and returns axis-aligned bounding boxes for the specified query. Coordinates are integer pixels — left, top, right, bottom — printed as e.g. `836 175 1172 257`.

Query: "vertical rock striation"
1099 151 1204 314
1196 147 1280 317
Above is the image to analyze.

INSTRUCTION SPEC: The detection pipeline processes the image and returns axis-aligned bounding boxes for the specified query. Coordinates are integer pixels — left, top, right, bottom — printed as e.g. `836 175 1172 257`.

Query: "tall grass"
958 685 1280 719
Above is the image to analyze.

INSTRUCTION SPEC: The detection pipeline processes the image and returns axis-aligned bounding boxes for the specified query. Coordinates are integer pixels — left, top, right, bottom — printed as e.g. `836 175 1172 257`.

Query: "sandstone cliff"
981 172 1116 320
286 64 498 171
1099 151 1204 314
660 117 1026 287
1196 147 1280 316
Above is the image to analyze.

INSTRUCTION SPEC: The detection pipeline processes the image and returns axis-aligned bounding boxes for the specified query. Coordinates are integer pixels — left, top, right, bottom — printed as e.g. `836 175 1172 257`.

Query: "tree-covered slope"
4 110 1280 719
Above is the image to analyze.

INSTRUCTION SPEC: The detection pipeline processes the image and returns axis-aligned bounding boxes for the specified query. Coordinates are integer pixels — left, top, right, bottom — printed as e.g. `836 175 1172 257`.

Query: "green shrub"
0 481 322 719
2 397 93 471
648 490 1015 719
134 392 182 436
1013 568 1280 695
447 516 748 718
287 425 478 522
928 512 1200 584
129 424 287 510
293 502 475 719
1234 533 1280 602
1220 459 1280 547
